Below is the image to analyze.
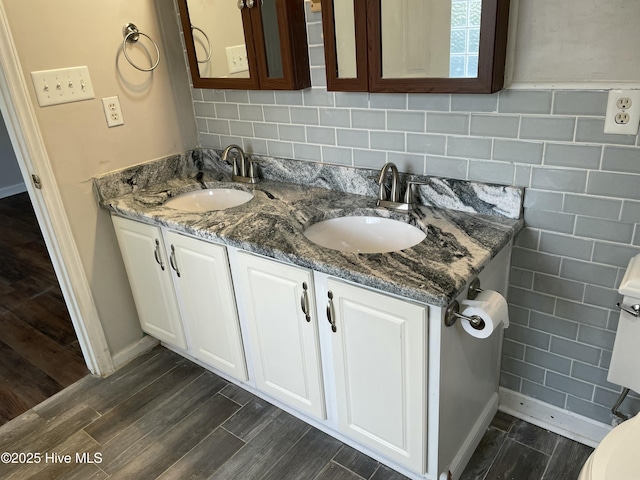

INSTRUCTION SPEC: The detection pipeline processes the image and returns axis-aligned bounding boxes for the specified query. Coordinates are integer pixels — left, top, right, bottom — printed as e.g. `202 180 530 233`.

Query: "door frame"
0 2 114 376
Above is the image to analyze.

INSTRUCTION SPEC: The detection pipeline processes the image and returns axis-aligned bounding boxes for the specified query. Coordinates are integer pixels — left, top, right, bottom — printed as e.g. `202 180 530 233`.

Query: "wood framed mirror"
321 0 510 93
177 0 310 90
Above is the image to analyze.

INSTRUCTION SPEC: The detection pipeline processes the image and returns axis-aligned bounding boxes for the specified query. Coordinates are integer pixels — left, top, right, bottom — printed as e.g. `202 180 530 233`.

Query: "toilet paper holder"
616 302 640 317
444 300 486 330
444 278 486 330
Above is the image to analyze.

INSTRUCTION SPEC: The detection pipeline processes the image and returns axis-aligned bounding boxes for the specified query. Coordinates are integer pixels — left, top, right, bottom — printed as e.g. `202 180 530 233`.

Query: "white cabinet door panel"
111 216 187 349
327 278 427 473
167 231 247 381
236 252 325 419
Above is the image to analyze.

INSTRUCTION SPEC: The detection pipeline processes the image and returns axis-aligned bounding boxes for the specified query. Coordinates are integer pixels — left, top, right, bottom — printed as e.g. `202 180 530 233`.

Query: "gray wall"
0 113 24 197
185 5 640 424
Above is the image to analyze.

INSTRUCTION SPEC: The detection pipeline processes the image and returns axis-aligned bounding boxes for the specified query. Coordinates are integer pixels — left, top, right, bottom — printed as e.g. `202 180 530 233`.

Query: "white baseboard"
499 387 613 448
111 335 159 371
0 182 26 199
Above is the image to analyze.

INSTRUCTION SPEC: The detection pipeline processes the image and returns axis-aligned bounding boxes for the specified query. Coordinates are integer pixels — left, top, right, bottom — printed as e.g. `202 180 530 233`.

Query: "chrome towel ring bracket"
191 25 212 64
122 23 160 72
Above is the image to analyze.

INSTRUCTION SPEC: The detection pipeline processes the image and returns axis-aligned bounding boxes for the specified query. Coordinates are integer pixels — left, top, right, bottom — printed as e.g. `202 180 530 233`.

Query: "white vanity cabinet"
234 252 326 420
111 215 187 350
112 212 511 480
166 231 247 381
326 278 428 473
112 215 247 381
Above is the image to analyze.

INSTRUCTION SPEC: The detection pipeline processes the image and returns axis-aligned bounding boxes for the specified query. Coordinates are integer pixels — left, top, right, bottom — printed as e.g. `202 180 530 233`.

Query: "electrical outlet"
615 112 630 124
30 66 95 107
604 90 640 135
225 45 249 74
101 96 124 127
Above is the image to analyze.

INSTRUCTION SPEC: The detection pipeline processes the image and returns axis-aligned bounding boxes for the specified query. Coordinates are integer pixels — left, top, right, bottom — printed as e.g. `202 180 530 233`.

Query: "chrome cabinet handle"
617 302 640 317
153 239 165 271
237 0 245 9
300 282 311 322
169 245 180 277
326 291 337 332
246 0 255 7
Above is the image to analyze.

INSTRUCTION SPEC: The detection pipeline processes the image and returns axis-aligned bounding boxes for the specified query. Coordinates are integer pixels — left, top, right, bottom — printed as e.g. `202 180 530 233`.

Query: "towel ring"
191 25 212 64
122 23 160 72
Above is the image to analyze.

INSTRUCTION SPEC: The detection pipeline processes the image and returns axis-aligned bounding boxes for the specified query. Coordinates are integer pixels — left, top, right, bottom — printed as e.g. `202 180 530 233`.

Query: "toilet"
579 253 640 479
578 412 640 479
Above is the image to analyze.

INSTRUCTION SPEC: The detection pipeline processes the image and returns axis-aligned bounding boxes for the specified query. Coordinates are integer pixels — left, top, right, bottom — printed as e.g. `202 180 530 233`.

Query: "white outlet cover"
604 89 640 135
101 96 124 127
30 66 95 107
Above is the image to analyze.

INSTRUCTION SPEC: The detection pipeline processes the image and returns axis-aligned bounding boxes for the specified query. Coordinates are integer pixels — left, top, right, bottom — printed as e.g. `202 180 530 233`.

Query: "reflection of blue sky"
450 0 481 77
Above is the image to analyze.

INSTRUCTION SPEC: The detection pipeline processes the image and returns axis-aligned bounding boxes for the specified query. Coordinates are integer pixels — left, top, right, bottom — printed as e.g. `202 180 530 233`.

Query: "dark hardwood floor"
0 192 88 425
0 345 593 480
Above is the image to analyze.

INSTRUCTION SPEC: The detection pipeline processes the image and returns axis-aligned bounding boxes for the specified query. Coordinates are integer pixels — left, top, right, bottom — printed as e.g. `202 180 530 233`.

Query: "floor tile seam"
313 460 369 480
329 446 376 479
539 437 562 479
476 431 510 480
510 437 555 457
87 367 217 446
219 390 247 407
0 410 46 452
159 425 247 479
221 405 284 443
252 423 314 480
3 405 103 471
91 360 202 419
97 393 239 476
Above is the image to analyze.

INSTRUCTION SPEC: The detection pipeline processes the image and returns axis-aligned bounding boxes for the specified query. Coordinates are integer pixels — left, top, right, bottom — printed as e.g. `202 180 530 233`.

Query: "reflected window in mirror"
321 0 510 93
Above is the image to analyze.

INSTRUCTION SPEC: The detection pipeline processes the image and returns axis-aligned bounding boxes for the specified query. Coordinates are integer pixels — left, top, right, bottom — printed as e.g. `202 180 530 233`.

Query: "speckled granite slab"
94 150 523 307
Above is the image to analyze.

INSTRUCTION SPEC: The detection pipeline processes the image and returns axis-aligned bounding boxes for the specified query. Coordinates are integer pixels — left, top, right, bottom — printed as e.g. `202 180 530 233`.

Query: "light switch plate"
30 66 95 107
225 45 249 74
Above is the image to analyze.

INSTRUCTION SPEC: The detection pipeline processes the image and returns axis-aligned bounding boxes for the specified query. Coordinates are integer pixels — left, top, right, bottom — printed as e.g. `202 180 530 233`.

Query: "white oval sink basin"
164 188 253 212
304 216 426 253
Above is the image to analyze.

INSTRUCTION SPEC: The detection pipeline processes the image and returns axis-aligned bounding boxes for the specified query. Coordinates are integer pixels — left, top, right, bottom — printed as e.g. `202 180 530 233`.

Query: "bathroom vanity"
95 150 523 480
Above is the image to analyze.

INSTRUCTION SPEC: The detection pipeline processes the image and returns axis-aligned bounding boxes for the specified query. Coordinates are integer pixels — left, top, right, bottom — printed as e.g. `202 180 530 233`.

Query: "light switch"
30 66 95 107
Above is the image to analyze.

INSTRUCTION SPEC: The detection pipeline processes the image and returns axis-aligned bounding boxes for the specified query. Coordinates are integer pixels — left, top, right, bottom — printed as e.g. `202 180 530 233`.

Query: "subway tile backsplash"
184 6 640 427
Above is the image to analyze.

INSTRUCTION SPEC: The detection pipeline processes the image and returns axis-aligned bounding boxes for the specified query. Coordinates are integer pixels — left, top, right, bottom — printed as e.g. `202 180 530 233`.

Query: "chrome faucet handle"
404 181 427 205
248 159 260 181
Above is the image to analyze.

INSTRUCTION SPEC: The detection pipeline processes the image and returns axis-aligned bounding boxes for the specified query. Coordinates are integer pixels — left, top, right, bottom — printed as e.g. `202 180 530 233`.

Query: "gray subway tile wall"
185 5 640 426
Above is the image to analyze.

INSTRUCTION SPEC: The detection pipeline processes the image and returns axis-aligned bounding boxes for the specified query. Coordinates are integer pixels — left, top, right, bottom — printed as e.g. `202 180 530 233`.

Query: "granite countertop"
96 151 523 308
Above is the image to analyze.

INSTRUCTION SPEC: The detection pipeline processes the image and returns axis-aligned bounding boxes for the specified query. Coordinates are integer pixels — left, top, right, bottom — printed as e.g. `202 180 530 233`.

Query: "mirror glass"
381 0 481 79
333 0 357 78
335 0 482 80
261 0 284 78
186 0 250 79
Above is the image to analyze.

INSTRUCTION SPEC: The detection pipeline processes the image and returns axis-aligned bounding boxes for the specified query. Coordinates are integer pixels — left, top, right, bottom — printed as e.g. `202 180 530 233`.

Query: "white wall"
509 0 640 86
2 0 197 355
0 113 24 198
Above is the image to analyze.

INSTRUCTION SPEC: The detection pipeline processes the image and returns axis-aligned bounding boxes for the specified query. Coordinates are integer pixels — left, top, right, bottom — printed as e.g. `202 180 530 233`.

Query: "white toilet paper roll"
460 290 509 339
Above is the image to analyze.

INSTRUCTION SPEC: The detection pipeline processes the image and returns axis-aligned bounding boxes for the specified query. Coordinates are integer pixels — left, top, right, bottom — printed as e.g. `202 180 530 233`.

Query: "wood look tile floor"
0 194 593 480
0 346 593 480
0 193 88 425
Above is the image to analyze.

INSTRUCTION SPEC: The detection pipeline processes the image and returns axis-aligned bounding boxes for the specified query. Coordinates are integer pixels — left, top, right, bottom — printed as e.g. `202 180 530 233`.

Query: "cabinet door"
111 216 187 349
166 232 247 382
327 278 427 473
235 252 325 419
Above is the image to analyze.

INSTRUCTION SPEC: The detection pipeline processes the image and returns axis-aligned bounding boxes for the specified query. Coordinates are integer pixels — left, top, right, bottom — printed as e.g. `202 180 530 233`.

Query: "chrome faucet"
376 162 400 204
375 162 426 211
221 144 260 184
